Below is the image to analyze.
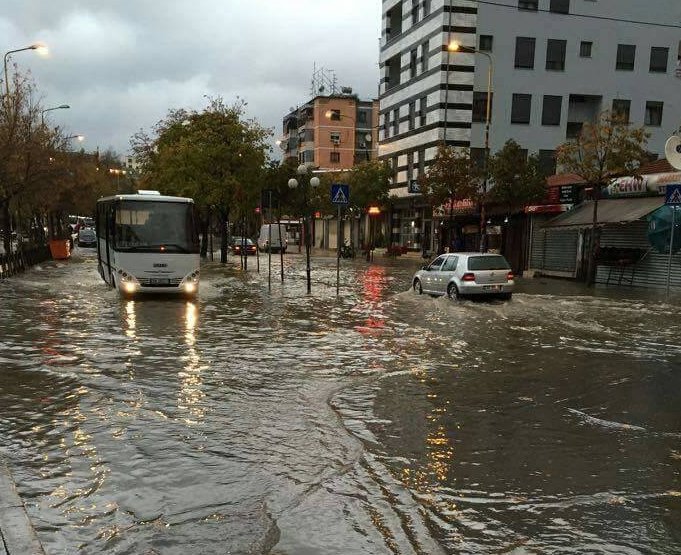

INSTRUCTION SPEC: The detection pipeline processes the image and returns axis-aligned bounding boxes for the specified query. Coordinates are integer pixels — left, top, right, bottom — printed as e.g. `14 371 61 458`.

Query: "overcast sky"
2 0 382 159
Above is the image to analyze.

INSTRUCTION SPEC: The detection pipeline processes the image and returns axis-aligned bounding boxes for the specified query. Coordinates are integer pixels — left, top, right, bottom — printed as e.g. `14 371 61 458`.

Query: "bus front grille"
138 277 183 287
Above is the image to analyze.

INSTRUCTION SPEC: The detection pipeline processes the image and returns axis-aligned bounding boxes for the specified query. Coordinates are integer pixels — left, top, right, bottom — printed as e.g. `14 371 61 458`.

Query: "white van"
257 223 288 253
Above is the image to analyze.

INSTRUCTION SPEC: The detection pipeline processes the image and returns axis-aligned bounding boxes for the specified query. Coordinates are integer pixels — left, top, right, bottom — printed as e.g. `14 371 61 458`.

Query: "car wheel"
499 292 512 301
447 283 460 299
413 279 423 295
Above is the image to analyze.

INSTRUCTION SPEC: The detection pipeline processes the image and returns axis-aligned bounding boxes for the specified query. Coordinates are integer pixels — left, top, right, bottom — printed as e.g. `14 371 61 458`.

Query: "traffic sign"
666 184 681 205
408 179 420 193
331 183 349 205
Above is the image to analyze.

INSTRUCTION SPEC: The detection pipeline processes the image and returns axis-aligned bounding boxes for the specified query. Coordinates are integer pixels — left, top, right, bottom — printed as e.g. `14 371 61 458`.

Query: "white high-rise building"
379 0 681 250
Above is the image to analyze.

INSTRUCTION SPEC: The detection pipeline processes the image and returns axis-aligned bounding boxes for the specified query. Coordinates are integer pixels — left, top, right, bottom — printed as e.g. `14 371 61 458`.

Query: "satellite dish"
664 135 681 169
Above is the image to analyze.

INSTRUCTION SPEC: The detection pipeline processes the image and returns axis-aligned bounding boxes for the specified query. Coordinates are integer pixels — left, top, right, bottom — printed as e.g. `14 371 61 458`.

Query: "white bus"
96 191 200 296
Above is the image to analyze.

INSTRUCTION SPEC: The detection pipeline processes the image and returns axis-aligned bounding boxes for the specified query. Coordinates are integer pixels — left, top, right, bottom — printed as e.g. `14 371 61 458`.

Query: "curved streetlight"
448 40 494 252
288 164 320 294
4 43 48 98
65 134 85 142
41 104 70 126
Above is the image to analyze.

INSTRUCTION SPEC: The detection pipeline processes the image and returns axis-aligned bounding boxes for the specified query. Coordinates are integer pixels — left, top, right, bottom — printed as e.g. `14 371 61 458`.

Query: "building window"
330 131 341 144
421 41 429 71
412 0 419 24
393 108 399 135
580 41 592 58
479 35 493 52
423 0 430 17
645 101 664 126
549 0 569 13
409 101 416 130
612 99 631 123
330 151 340 163
392 156 399 183
410 49 418 78
358 111 368 124
472 92 492 123
407 152 414 181
616 44 636 71
418 149 426 175
384 112 390 135
518 0 538 10
538 150 557 176
515 37 536 69
546 39 567 71
385 53 401 90
420 97 427 126
328 109 340 121
541 95 562 125
470 148 486 171
650 47 669 73
511 94 532 124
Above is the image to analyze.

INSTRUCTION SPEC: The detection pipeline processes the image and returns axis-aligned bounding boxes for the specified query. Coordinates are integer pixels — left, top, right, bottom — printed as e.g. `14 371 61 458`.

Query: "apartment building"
379 0 681 250
279 94 380 171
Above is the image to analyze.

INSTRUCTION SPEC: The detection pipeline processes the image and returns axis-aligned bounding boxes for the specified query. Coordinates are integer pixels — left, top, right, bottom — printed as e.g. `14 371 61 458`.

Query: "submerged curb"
0 458 44 555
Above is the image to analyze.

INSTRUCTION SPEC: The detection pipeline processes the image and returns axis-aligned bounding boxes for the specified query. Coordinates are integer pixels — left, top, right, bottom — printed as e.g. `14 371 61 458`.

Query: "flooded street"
1 250 680 554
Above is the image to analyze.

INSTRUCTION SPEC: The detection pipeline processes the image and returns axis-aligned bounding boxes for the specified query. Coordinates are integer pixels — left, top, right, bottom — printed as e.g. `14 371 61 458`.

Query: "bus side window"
109 210 116 238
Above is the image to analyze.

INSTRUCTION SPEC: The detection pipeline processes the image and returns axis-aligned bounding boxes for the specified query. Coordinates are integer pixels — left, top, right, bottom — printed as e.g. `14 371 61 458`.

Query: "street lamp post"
41 104 70 126
109 168 127 192
4 43 48 99
448 41 494 252
288 164 320 294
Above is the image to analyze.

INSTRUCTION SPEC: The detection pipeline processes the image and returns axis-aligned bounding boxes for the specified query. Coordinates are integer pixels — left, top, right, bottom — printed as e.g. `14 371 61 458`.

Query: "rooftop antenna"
310 65 338 97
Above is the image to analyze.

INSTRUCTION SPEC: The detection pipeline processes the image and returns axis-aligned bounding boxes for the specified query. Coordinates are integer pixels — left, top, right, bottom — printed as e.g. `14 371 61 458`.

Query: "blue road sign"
408 179 420 194
666 184 681 205
331 183 349 205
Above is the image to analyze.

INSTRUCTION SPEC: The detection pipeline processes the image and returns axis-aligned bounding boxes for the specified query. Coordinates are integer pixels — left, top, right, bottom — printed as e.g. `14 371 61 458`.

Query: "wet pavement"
1 248 680 554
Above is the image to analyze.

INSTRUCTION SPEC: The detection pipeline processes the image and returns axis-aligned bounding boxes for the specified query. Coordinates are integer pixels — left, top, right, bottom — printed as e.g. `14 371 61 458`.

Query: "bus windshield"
114 200 199 253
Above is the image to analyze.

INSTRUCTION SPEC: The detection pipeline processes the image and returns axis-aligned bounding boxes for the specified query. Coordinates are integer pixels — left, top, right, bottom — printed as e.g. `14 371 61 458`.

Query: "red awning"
525 204 572 214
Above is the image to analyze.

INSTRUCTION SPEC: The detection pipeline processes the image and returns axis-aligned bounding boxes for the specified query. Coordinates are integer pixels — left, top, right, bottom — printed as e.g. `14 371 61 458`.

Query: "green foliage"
131 96 271 221
418 145 481 213
556 111 650 187
488 139 546 210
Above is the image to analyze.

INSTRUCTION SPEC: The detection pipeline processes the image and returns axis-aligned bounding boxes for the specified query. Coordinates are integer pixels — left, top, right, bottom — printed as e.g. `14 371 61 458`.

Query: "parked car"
412 252 514 300
77 227 97 248
230 236 257 255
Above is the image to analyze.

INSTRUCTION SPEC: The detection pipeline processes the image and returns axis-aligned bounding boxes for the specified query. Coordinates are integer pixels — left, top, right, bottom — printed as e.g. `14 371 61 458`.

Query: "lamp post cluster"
448 41 494 252
288 164 320 294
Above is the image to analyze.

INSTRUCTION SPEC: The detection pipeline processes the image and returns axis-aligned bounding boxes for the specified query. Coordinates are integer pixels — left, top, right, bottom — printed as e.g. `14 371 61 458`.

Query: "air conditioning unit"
331 137 341 145
358 142 367 149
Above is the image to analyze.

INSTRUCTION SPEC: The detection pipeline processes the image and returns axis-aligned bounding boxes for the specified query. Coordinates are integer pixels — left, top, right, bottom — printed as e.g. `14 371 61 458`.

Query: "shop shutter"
596 221 681 288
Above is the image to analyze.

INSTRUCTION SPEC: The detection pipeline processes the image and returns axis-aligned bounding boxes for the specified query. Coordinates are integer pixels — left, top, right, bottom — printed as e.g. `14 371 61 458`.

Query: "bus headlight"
123 281 138 294
183 282 196 294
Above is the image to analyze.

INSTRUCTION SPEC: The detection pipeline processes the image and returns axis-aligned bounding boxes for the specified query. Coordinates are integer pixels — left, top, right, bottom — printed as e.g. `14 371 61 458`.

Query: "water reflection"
178 301 205 424
124 300 136 339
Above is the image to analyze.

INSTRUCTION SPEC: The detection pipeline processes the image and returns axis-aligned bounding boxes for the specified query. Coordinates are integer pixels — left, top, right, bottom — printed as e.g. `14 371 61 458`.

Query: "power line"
465 0 681 29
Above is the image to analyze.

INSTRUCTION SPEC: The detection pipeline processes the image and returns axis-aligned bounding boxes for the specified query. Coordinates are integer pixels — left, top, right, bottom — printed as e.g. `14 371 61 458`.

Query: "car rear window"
467 255 510 270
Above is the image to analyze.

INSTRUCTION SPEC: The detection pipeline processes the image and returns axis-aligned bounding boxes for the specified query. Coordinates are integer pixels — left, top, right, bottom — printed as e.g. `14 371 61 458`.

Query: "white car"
412 252 515 300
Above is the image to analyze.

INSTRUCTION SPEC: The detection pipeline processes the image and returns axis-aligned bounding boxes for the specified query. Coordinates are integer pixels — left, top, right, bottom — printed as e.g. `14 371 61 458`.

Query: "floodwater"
1 249 680 554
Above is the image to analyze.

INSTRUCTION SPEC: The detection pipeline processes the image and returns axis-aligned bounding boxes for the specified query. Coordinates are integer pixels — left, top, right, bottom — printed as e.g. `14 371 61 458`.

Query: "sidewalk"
0 459 44 554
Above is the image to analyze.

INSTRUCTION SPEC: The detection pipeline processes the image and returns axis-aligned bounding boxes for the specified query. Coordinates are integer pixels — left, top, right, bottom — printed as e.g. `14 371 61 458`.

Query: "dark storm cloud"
2 0 381 155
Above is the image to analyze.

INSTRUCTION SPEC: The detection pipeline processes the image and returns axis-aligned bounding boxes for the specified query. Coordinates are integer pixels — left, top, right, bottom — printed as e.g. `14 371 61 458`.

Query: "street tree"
488 139 546 212
418 145 481 249
131 97 271 261
0 69 102 251
556 111 650 284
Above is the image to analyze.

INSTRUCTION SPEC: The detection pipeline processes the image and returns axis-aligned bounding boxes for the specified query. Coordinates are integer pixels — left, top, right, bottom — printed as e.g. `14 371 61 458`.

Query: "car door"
437 255 458 293
422 255 446 293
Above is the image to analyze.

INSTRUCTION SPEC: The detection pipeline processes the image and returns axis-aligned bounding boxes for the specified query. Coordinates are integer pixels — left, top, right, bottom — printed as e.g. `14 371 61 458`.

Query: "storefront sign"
559 185 577 204
647 172 681 194
525 204 572 214
607 176 648 196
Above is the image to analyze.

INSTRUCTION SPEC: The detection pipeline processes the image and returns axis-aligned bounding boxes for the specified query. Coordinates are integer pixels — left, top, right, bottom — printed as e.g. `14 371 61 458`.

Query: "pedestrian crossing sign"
331 183 350 205
666 184 681 205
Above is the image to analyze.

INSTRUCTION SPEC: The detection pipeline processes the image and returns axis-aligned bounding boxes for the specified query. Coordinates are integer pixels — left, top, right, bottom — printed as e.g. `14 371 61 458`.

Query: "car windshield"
467 255 511 271
232 237 254 245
